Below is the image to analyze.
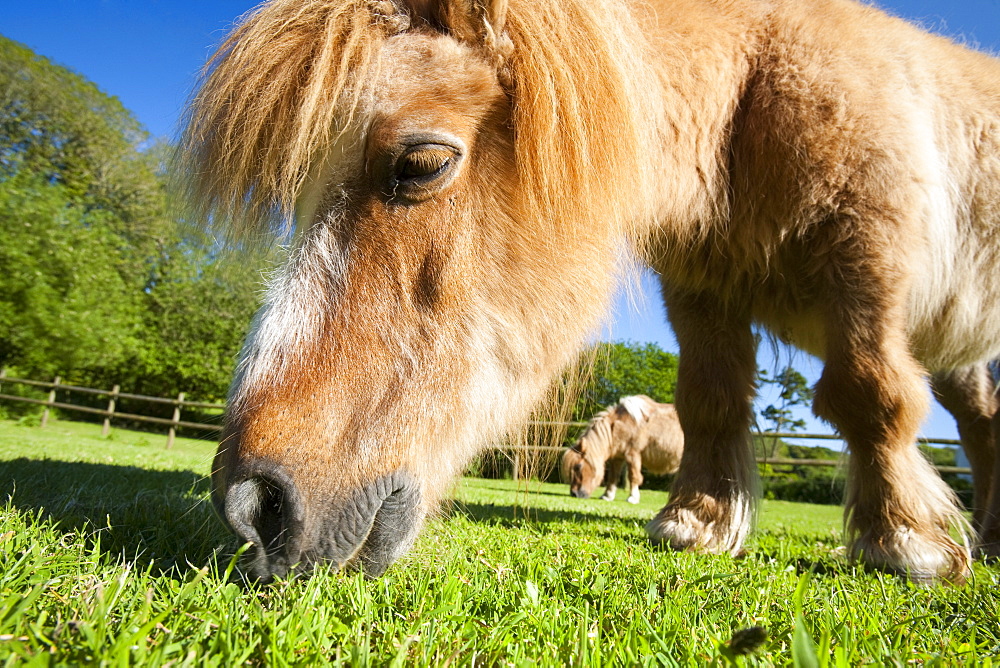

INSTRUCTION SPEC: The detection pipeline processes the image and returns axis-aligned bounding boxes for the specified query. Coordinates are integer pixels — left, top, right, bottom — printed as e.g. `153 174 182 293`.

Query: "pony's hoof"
627 495 640 504
645 499 749 555
850 527 971 585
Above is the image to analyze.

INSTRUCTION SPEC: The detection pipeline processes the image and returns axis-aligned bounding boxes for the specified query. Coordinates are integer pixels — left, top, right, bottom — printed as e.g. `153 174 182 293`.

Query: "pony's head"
564 404 635 498
562 422 608 499
182 0 664 580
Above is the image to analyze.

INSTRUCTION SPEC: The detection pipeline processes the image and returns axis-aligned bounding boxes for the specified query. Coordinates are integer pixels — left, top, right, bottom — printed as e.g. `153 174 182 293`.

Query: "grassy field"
0 417 998 666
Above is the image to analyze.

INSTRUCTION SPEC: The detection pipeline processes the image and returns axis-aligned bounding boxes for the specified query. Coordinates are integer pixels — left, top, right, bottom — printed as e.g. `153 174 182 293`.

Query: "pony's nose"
571 488 590 499
222 465 421 581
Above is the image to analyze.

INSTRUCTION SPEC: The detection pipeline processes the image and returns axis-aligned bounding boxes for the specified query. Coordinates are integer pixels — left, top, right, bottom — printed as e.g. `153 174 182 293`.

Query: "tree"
572 341 679 420
757 366 814 458
112 237 272 401
0 36 162 238
0 35 160 380
0 36 266 400
0 173 142 375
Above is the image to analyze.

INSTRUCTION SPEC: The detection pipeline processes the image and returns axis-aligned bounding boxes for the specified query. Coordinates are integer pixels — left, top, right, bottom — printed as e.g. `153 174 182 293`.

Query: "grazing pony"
564 396 683 504
183 0 1000 583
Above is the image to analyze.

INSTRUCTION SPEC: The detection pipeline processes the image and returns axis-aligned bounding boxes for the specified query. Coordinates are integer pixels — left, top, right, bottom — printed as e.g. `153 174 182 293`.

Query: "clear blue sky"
5 0 1000 445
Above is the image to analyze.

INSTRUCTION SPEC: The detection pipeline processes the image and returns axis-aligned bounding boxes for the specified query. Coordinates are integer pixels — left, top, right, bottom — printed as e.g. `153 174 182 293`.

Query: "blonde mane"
179 0 666 242
576 406 614 459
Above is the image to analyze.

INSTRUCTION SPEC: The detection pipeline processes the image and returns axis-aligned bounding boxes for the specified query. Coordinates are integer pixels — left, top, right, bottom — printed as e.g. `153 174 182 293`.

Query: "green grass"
0 417 998 666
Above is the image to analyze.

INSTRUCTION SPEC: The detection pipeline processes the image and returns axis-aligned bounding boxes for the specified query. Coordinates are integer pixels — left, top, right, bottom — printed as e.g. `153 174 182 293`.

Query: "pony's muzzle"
222 465 422 582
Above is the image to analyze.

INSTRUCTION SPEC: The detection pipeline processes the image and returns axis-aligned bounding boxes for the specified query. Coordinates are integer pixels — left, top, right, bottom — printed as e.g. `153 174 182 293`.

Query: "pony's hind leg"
813 274 970 583
931 365 997 535
647 290 759 554
980 408 1000 559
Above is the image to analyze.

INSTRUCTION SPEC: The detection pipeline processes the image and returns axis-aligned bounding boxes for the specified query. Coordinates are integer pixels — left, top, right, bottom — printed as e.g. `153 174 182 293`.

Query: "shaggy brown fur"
563 396 683 504
183 0 1000 583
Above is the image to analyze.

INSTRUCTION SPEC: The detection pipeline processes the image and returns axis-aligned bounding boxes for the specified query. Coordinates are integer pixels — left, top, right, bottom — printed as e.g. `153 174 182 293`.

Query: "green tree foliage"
0 174 141 374
0 37 164 259
572 341 679 420
1 34 154 381
0 35 266 402
117 236 268 401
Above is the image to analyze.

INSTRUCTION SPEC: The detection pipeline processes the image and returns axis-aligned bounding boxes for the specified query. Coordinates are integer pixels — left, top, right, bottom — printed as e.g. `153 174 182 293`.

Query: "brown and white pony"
564 396 683 504
182 0 1000 583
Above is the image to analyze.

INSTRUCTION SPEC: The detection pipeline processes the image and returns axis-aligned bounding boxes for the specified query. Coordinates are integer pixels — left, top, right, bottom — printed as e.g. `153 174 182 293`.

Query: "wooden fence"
0 370 973 474
0 370 224 448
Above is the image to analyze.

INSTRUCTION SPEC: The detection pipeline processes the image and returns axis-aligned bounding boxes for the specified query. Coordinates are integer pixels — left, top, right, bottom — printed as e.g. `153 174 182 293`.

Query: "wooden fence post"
166 391 185 449
40 376 60 428
102 384 120 437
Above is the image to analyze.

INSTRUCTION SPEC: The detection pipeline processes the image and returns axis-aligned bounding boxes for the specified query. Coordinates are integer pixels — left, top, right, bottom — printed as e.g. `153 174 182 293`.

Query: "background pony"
564 395 683 504
183 0 1000 584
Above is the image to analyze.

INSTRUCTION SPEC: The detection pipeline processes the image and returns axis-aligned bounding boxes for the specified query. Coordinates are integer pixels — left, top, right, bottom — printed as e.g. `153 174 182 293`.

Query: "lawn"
0 417 997 666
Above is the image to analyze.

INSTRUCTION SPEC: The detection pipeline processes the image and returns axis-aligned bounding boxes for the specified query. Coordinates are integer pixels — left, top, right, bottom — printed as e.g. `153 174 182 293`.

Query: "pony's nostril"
224 466 305 582
222 468 422 581
254 479 286 548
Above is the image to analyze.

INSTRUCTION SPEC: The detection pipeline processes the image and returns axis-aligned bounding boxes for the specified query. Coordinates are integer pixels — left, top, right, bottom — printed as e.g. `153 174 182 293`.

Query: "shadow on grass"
447 499 651 535
0 457 233 575
0 457 659 575
751 550 849 578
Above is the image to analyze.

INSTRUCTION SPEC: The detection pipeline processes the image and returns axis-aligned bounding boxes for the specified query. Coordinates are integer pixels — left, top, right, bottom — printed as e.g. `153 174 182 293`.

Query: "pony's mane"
619 395 652 423
179 0 391 239
179 0 666 241
573 404 615 458
583 406 614 436
562 403 612 480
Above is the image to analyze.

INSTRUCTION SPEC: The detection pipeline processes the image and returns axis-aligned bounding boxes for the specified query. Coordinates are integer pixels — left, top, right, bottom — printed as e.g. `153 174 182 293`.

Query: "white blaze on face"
229 123 368 405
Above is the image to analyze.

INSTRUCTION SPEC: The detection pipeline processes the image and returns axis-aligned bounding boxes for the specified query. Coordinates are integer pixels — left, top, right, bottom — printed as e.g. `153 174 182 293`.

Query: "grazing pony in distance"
564 396 683 504
183 0 1000 584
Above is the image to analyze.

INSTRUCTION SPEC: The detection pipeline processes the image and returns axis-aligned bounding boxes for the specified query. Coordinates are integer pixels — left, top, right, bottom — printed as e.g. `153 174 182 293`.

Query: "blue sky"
5 0 1000 445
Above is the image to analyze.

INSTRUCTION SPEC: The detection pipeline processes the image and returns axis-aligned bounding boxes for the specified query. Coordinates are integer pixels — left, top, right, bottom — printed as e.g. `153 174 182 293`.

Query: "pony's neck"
603 432 627 460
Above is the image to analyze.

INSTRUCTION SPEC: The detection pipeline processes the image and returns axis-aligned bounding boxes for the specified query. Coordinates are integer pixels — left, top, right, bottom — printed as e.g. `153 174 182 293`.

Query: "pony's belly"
752 308 827 361
753 285 1000 372
640 447 677 475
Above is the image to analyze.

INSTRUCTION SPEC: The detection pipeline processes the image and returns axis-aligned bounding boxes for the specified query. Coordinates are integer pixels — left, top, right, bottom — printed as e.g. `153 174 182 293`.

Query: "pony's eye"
388 142 462 202
397 146 453 179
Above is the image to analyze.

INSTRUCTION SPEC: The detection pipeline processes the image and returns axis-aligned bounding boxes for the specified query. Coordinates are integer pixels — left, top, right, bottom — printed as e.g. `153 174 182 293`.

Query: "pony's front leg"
814 283 970 583
625 450 643 504
602 458 624 501
931 365 996 535
647 291 759 553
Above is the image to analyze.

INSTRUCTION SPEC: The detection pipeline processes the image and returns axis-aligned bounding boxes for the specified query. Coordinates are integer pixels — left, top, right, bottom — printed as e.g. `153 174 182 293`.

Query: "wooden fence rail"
0 370 973 475
0 370 225 448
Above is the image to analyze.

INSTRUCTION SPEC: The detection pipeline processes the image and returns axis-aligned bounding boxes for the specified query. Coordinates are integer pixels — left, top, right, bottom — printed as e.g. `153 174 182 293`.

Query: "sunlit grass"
0 418 998 666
